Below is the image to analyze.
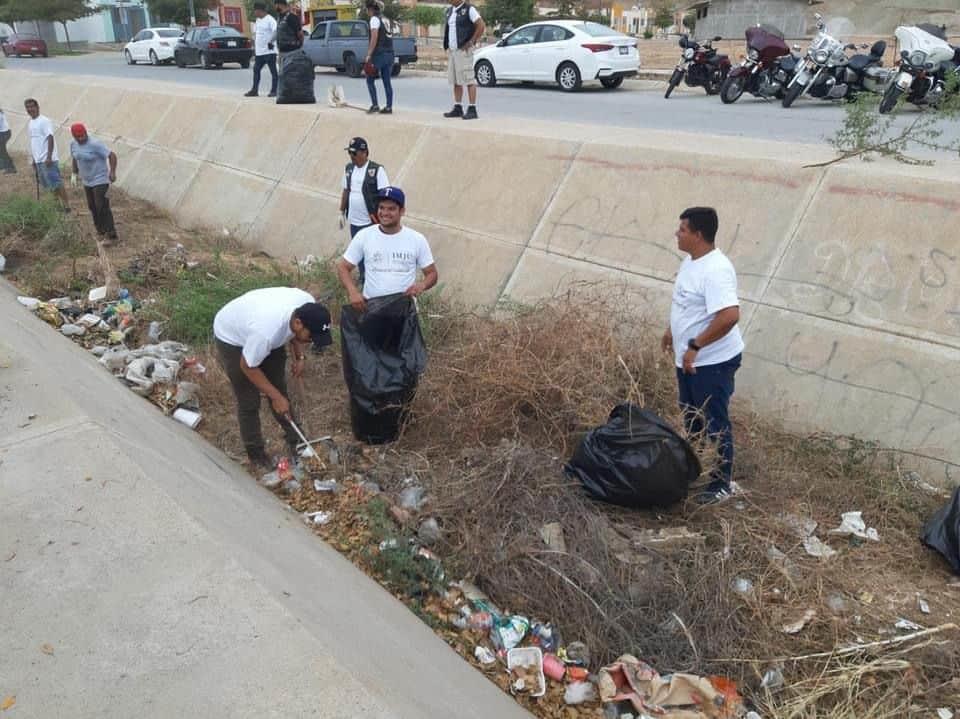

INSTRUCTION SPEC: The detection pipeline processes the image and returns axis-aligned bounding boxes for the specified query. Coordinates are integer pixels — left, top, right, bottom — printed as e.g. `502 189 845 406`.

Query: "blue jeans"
676 353 741 487
252 53 278 94
35 162 62 190
366 51 394 108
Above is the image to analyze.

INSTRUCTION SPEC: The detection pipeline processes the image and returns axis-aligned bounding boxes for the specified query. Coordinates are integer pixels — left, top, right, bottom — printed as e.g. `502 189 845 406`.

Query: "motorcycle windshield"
916 22 948 42
746 25 789 55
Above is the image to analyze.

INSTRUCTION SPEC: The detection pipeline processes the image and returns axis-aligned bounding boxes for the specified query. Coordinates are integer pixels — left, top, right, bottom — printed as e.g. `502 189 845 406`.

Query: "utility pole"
188 0 196 25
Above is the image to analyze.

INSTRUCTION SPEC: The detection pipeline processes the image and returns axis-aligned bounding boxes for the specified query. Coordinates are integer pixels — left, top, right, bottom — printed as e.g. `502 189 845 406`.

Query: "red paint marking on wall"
550 154 804 189
829 184 960 212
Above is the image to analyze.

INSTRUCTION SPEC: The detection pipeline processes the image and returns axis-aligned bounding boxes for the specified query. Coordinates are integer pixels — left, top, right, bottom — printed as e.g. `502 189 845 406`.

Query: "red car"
2 34 49 57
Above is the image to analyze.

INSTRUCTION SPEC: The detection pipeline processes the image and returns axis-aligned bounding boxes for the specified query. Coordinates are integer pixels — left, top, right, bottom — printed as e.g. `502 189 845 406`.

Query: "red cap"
70 122 87 138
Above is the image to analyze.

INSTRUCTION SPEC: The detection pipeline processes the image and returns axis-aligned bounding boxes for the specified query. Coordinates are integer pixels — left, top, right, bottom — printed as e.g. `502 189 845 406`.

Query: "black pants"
252 53 278 94
84 184 117 238
0 130 15 173
216 339 300 458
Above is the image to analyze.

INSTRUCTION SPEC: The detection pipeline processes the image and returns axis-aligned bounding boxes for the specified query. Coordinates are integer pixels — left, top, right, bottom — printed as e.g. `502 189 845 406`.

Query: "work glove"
70 173 78 189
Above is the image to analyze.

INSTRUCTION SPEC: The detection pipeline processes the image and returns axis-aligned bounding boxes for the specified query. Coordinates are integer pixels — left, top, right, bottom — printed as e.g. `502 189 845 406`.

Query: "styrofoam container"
507 646 545 697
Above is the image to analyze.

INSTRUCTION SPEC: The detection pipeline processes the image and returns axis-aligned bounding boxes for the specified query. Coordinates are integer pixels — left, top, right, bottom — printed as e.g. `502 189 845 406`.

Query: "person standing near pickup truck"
274 0 303 63
362 0 395 114
442 0 485 120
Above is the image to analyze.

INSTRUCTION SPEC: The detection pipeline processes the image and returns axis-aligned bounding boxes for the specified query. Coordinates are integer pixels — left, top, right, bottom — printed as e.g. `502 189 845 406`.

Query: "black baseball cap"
346 137 368 153
294 303 333 349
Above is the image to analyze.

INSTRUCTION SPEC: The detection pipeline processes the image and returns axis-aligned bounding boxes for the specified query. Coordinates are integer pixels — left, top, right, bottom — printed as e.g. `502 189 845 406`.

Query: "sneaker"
243 90 258 97
443 104 463 118
366 104 380 114
379 106 393 114
694 482 732 505
462 105 478 120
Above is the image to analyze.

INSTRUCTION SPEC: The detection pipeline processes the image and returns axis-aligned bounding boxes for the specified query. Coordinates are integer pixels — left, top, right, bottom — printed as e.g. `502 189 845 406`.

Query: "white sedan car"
123 27 184 65
473 20 639 92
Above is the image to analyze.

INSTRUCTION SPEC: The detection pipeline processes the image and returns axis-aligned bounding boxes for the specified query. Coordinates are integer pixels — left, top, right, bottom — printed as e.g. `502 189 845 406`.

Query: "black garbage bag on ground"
921 486 960 575
564 403 701 509
276 50 316 104
341 294 426 444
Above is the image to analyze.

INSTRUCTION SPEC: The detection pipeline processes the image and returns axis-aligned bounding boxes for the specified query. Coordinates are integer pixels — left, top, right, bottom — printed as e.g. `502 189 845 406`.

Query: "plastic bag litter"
828 511 879 541
128 341 189 362
491 615 530 652
921 486 960 575
125 357 181 394
564 681 597 705
565 404 701 509
99 347 131 372
341 294 426 444
276 49 316 104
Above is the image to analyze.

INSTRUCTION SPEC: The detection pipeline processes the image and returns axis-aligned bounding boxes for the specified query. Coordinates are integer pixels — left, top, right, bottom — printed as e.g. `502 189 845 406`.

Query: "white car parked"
123 27 184 65
473 20 639 91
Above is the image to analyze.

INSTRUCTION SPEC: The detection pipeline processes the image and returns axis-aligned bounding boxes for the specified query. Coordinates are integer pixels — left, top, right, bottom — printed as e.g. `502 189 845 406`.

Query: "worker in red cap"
69 122 119 244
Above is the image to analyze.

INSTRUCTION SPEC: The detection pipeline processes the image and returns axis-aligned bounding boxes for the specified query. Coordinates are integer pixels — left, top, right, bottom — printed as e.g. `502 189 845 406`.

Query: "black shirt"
277 11 302 51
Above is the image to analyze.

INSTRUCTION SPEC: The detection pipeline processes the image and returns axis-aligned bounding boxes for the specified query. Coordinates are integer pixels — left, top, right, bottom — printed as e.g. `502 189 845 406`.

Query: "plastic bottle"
453 611 494 630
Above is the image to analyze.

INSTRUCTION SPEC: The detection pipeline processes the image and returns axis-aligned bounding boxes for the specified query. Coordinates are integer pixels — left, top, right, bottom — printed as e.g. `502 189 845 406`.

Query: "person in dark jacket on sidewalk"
69 123 118 244
213 287 332 469
362 0 395 114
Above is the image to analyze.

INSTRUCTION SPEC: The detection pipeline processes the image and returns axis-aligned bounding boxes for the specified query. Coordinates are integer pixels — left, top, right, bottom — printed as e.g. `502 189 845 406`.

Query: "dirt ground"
4 168 960 718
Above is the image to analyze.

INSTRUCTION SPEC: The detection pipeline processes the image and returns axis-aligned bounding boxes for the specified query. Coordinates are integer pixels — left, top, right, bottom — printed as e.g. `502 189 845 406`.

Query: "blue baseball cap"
377 186 405 208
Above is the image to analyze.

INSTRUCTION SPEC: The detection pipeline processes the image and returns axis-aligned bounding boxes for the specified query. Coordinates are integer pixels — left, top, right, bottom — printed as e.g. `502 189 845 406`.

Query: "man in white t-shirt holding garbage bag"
336 186 438 442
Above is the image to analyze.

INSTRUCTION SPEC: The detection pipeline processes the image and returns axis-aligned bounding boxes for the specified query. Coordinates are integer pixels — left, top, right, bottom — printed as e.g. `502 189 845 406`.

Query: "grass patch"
0 194 64 240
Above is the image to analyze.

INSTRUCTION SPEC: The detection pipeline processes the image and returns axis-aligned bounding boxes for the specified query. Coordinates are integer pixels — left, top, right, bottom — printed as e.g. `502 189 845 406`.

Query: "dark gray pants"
84 184 117 238
216 338 300 459
0 130 15 173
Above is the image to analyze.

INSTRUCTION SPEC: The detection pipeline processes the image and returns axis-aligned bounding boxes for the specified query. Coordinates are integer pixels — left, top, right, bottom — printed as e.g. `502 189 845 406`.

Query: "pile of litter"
17 286 206 429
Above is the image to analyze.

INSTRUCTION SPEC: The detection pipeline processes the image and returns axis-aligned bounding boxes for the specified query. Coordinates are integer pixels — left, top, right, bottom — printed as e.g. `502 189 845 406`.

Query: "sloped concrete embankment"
2 70 959 479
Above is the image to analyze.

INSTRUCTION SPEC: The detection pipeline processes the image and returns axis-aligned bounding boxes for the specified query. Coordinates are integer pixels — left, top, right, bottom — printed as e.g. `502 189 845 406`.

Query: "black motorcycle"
665 34 731 98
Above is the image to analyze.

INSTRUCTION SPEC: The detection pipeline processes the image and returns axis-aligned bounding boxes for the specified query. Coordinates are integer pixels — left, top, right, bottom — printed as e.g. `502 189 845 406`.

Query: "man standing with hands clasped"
442 0 485 120
662 207 744 505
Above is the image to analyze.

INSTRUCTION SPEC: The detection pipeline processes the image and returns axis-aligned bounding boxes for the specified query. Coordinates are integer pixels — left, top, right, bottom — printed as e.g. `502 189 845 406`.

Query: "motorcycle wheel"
665 69 683 99
879 85 903 114
782 81 804 108
720 76 744 104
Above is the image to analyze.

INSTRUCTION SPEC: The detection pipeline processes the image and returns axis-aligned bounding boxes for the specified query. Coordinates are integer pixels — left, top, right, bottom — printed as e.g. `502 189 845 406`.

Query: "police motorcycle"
880 24 958 113
782 13 891 108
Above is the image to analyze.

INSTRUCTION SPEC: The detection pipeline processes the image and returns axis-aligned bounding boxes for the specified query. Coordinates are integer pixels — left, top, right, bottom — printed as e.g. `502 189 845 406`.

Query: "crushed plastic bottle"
453 611 494 630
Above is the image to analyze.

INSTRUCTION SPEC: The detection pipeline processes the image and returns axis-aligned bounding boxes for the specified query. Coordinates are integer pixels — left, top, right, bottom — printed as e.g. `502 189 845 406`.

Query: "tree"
549 0 579 19
654 7 673 32
7 0 92 49
407 3 444 35
354 0 403 26
482 0 535 33
0 0 43 32
682 12 694 31
149 0 194 27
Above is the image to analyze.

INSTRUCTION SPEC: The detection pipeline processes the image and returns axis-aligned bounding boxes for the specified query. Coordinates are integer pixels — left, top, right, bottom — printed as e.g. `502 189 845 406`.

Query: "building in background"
611 3 650 35
684 0 807 38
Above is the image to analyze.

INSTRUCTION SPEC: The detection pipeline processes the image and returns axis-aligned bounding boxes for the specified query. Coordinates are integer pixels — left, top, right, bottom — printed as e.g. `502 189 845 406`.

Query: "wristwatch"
687 339 701 352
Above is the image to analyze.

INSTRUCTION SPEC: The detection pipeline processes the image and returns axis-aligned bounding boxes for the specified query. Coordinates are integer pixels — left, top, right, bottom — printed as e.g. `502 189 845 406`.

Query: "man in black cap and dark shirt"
213 287 331 468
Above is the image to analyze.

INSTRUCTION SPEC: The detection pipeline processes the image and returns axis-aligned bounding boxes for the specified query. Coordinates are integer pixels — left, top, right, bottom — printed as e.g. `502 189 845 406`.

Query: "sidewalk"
0 279 529 719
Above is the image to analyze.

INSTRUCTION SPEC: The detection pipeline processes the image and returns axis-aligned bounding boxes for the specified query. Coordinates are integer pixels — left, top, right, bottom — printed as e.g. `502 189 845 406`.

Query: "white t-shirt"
254 14 278 55
669 249 745 368
369 16 381 31
343 225 435 300
28 115 58 164
447 2 481 50
213 287 314 367
0 111 9 133
341 161 390 227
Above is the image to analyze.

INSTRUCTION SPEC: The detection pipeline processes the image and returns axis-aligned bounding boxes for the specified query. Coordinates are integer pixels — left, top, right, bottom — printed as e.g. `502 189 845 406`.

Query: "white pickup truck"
302 20 418 78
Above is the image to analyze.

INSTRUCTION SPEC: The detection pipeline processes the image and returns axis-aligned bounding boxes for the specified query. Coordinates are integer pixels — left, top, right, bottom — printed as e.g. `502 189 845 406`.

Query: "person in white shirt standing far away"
336 186 438 311
24 98 69 211
661 207 745 505
245 1 279 97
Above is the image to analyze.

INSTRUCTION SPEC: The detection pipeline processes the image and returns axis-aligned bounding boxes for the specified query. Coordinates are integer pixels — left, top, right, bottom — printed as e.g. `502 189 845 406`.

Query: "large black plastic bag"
565 404 701 508
921 486 960 575
341 294 426 444
276 50 316 104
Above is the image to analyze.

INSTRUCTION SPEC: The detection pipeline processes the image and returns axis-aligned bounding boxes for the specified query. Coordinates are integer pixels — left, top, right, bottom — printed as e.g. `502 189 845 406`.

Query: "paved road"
7 52 959 152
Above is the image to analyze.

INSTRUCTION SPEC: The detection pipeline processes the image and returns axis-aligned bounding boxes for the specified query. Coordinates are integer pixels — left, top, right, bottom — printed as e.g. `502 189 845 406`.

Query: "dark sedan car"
2 34 48 58
174 26 252 69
